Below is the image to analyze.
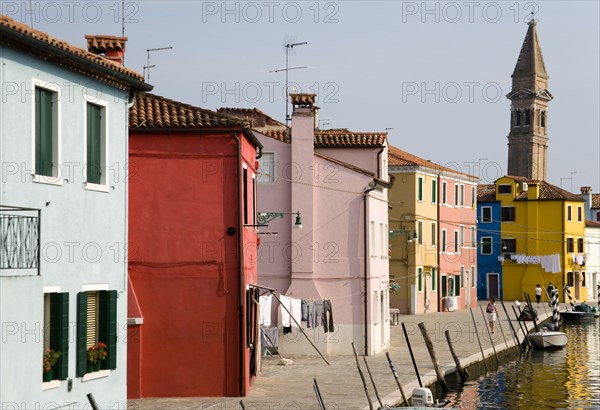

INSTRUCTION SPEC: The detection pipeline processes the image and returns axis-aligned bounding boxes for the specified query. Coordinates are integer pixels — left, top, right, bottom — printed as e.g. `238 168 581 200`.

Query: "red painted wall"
127 129 258 398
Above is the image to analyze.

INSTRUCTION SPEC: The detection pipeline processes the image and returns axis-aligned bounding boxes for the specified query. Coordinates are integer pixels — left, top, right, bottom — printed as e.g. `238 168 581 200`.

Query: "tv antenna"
144 46 173 82
269 37 308 125
319 119 331 130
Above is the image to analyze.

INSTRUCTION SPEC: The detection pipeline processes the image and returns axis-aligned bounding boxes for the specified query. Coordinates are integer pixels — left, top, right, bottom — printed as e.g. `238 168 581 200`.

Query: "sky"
8 0 599 190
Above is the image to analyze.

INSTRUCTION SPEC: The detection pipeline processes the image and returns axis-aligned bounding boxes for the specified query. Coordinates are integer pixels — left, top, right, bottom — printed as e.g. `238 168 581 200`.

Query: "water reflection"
444 320 600 409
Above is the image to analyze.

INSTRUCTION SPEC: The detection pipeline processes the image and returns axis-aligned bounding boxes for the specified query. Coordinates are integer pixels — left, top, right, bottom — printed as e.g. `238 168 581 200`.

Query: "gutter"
0 25 152 92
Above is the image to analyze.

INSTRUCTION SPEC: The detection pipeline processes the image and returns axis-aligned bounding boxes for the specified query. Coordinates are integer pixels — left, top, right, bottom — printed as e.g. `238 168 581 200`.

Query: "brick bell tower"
506 19 553 181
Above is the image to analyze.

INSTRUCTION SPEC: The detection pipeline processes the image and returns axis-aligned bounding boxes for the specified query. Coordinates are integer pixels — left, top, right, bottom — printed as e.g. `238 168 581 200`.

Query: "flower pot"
94 361 102 371
43 369 53 382
87 361 96 373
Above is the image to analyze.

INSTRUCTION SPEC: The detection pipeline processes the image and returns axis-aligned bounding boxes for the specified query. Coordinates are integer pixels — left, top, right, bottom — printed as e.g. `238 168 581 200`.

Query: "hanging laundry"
259 294 272 326
301 299 316 328
290 298 302 328
315 300 324 329
323 299 334 333
279 295 292 327
260 325 279 348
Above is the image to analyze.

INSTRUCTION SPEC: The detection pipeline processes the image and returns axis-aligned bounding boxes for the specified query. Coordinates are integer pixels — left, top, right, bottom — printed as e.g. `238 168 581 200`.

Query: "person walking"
535 284 543 307
486 298 497 334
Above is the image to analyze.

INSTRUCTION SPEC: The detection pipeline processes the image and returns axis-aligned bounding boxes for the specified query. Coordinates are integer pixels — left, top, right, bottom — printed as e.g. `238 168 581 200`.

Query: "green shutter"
432 269 436 291
50 292 69 379
418 177 423 201
441 276 447 297
35 88 54 176
455 276 460 295
99 290 118 370
86 104 102 184
417 268 422 292
77 292 88 377
432 180 437 203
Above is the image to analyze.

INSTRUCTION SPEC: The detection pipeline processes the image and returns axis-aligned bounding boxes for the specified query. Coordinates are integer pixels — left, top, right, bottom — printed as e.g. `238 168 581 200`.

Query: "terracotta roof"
217 107 290 142
130 93 250 129
314 152 394 188
0 14 147 88
388 145 478 179
585 220 600 228
314 130 387 148
478 184 497 202
510 179 584 201
592 194 600 209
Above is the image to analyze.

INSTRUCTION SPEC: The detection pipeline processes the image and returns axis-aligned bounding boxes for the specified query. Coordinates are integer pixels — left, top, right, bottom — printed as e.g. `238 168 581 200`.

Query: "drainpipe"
363 184 376 356
376 146 385 179
437 174 441 312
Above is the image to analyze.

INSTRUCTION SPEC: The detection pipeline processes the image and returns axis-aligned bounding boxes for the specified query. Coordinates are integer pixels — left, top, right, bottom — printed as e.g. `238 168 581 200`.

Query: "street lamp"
256 211 303 229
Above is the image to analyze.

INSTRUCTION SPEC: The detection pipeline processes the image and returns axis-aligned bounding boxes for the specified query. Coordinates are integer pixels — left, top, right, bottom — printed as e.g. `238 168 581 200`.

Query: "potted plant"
43 349 61 382
87 342 108 372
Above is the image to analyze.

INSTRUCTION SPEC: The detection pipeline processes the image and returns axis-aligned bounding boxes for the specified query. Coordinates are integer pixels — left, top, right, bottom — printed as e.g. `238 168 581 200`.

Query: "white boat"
528 330 568 348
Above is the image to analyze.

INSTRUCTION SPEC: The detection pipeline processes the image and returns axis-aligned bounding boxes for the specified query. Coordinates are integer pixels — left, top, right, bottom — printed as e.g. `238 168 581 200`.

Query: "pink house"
220 94 392 355
438 174 479 311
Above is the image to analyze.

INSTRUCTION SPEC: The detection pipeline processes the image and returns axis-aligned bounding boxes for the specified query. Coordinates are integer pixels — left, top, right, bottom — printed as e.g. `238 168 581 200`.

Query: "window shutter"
35 88 54 176
86 104 102 184
50 292 69 379
77 292 88 377
86 292 98 348
99 290 118 370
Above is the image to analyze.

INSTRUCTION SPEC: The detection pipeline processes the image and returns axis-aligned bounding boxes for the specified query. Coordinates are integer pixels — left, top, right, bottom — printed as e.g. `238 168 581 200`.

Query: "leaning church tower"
506 20 553 180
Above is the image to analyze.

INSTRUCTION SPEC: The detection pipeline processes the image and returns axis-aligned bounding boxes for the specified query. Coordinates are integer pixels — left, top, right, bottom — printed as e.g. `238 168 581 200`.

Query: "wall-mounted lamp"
254 211 303 229
389 228 417 242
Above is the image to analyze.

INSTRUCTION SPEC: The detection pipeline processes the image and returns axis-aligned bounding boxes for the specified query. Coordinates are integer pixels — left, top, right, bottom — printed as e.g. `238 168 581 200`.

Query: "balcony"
0 205 40 275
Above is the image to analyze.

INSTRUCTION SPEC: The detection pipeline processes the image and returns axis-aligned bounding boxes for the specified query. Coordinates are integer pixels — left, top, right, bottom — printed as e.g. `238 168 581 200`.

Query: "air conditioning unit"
522 182 528 191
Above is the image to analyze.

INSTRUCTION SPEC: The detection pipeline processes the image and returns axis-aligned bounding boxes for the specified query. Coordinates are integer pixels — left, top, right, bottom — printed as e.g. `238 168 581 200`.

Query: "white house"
0 15 150 407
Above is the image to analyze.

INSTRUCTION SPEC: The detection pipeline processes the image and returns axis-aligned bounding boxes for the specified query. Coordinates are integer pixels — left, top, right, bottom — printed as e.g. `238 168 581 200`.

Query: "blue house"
0 15 150 407
477 185 503 300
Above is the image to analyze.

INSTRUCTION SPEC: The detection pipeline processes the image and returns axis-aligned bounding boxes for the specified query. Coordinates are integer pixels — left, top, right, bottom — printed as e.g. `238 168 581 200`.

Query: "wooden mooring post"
500 300 523 354
469 307 489 372
444 329 469 382
401 322 423 387
351 342 374 410
418 322 448 391
479 305 500 365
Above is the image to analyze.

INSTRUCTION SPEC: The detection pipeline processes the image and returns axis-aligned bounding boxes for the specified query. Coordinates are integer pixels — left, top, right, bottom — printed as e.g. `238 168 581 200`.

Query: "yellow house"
496 176 587 301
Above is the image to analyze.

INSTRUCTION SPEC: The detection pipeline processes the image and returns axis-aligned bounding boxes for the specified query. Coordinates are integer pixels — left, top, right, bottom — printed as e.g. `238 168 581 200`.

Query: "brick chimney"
85 35 128 65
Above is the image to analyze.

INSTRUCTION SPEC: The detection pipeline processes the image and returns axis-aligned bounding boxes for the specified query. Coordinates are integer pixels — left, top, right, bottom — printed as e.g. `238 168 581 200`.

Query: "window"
384 223 388 257
454 275 460 295
442 229 447 253
454 184 459 206
257 152 275 183
481 207 492 223
567 205 572 221
43 292 69 381
86 102 106 185
243 167 248 225
460 184 465 206
515 110 521 126
498 184 512 194
77 290 117 377
417 177 423 201
35 87 58 177
370 221 376 256
577 238 584 253
460 266 464 287
481 237 492 255
442 181 447 204
596 211 600 222
441 274 447 297
503 238 517 253
380 223 385 256
431 180 437 203
525 109 531 126
471 186 476 207
453 231 459 253
432 268 437 291
431 223 436 246
501 207 515 222
566 238 574 253
471 226 476 247
252 175 256 226
460 226 464 247
577 206 582 222
417 221 423 245
471 266 476 288
567 271 574 287
417 268 422 292
541 111 546 127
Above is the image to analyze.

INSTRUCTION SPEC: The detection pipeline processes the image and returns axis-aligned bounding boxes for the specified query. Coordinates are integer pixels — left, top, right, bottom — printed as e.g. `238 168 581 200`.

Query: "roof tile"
388 145 478 179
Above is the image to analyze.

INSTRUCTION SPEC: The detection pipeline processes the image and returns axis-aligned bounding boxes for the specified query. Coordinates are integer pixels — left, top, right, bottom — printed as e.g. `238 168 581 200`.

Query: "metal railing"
0 205 41 275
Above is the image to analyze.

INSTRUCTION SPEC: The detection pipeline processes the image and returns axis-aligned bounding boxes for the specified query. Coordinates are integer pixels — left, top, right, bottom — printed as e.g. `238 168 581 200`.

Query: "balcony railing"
0 205 40 275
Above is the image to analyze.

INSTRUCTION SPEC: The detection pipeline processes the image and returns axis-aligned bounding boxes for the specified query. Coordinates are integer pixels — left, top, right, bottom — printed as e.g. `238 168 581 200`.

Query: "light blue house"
0 15 150 407
477 184 503 300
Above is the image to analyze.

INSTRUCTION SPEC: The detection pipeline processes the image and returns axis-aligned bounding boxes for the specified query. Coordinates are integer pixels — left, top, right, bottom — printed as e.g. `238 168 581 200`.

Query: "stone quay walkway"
129 300 556 410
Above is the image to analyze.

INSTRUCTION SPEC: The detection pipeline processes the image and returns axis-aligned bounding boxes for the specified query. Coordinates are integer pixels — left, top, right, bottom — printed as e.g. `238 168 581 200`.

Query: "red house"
127 93 262 398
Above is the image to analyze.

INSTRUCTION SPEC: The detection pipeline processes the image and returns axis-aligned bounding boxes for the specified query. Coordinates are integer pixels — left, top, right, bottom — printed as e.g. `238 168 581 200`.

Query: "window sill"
82 369 110 382
33 174 63 186
42 380 61 391
84 182 110 193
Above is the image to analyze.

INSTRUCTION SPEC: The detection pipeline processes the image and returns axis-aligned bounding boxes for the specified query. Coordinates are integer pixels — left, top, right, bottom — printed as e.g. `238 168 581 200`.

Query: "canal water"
443 319 600 409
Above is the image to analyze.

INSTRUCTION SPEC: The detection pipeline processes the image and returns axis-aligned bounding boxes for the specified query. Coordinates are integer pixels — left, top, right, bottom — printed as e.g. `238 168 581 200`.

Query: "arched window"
525 109 531 126
515 110 521 126
541 111 546 128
